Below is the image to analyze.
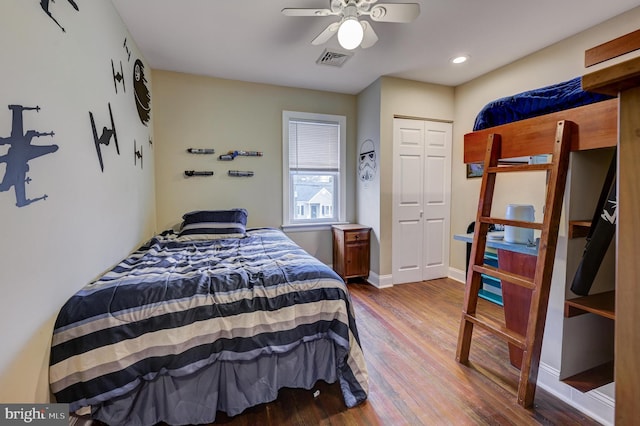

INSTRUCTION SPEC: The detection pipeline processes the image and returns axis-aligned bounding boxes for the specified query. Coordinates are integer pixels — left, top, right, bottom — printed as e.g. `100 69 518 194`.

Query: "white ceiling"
111 0 640 95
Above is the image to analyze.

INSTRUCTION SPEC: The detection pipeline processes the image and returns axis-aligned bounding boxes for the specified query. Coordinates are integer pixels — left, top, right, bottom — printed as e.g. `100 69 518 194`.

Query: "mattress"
49 227 368 425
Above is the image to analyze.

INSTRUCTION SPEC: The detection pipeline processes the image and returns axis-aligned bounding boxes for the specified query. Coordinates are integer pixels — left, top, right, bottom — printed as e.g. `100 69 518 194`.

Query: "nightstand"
331 224 371 282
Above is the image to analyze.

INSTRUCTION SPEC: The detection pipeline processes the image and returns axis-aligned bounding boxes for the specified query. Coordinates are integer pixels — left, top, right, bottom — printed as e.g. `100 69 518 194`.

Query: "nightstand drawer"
345 230 370 243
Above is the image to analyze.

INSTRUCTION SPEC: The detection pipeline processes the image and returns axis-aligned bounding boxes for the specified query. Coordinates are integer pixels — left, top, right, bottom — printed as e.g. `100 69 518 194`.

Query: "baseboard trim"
366 271 393 288
448 267 466 284
537 362 614 426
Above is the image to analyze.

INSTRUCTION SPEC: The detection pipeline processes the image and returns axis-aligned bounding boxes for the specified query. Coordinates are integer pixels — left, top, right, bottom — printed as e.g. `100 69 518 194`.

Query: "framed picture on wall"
466 162 483 178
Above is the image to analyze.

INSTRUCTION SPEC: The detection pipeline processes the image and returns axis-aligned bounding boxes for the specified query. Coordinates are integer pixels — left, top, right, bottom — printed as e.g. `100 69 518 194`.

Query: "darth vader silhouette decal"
133 59 151 126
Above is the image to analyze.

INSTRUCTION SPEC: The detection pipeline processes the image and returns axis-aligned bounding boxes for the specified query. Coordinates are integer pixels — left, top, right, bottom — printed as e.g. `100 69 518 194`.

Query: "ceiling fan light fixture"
337 17 364 50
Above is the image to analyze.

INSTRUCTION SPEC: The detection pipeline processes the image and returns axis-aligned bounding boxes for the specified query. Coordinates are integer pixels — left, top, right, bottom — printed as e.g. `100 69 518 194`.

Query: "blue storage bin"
479 252 503 306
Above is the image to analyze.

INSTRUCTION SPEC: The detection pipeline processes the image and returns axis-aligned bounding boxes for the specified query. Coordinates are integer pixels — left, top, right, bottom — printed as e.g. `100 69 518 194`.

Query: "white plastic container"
504 204 535 244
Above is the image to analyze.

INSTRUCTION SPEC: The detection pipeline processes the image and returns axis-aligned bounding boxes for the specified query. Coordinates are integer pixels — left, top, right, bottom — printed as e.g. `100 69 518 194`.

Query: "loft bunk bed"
464 28 640 164
458 28 640 418
463 81 617 164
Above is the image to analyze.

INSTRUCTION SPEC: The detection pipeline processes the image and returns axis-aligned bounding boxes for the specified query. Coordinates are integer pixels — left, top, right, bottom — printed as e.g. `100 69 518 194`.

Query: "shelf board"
564 290 615 320
568 220 591 239
562 360 614 393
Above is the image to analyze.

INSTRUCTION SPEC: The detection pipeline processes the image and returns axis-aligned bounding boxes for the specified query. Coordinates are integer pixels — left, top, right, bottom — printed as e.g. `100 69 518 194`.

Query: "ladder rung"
486 163 552 173
473 264 536 290
463 312 526 348
479 216 543 230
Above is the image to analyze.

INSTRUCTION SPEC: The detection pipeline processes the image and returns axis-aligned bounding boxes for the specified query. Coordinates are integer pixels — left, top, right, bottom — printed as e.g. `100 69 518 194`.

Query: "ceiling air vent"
316 49 353 67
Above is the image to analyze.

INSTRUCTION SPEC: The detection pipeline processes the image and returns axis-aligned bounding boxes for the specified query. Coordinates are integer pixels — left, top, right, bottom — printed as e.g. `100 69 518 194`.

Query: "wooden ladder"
456 120 573 407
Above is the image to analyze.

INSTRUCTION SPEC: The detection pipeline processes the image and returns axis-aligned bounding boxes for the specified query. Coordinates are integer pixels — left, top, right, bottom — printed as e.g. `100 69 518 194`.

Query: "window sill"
281 222 349 233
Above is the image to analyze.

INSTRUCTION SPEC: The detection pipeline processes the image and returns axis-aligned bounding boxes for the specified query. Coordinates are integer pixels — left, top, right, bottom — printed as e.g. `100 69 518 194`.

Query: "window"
282 111 346 228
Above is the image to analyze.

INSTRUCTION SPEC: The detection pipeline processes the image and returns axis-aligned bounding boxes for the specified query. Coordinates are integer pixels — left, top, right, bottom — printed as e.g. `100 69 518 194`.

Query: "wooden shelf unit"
579 29 640 420
564 290 615 320
568 220 591 239
562 361 615 393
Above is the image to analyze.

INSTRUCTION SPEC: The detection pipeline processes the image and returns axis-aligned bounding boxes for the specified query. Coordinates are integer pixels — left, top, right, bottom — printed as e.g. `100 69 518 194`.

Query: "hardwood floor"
207 279 601 426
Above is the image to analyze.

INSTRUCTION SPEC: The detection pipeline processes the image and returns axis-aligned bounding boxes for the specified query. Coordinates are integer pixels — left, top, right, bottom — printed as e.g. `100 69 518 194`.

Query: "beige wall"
0 2 155 403
379 77 455 277
151 70 358 263
355 77 455 282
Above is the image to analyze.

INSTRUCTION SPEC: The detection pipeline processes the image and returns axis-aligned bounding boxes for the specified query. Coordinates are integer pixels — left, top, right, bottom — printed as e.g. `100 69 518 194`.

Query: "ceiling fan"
282 0 420 50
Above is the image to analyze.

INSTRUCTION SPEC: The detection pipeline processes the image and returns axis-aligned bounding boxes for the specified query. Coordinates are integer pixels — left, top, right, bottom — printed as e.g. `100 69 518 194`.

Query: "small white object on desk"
504 204 535 244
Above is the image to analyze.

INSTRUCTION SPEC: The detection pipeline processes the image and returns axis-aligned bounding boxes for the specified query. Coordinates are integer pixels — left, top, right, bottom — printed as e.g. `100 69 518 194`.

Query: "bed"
49 209 369 425
464 77 618 163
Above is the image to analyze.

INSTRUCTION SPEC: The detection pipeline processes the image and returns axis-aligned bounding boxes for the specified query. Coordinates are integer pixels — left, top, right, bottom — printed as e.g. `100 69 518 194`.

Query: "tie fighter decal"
112 59 126 94
134 140 143 169
39 0 79 33
123 37 132 62
89 103 119 172
0 105 59 207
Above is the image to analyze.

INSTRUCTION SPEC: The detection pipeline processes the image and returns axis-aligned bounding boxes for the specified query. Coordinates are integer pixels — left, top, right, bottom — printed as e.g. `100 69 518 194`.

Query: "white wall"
0 1 155 403
151 70 358 264
356 79 382 280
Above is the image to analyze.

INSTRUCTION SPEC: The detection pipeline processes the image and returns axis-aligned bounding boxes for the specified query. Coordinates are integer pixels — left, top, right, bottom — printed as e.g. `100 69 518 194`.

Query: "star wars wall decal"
122 38 132 62
133 59 151 126
89 103 119 172
111 60 126 94
358 139 377 182
134 140 143 169
39 0 79 33
0 105 59 207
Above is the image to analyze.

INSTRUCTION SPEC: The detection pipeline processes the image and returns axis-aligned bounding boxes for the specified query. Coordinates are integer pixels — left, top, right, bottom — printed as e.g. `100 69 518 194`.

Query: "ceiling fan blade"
369 3 420 23
281 8 333 17
360 21 378 49
311 21 340 45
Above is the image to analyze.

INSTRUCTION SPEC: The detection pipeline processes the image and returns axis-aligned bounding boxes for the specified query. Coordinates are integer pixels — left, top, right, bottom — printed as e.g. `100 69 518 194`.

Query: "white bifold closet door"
392 118 452 284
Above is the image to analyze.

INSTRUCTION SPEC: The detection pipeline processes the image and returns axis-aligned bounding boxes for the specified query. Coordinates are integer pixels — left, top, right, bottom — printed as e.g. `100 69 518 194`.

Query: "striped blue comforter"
49 228 368 422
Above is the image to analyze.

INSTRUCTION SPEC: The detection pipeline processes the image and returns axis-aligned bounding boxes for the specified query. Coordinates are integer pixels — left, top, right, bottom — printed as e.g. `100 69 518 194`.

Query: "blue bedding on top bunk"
473 77 614 131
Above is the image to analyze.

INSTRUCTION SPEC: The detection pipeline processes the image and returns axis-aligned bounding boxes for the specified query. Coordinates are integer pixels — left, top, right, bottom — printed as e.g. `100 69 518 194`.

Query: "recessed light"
451 55 469 64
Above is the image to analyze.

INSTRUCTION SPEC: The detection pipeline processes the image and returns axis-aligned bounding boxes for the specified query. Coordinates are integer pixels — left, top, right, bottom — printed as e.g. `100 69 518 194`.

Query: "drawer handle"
354 235 359 240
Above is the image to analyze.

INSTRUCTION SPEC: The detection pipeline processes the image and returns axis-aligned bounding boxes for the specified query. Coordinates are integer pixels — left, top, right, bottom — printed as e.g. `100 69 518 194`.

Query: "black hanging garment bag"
570 152 617 296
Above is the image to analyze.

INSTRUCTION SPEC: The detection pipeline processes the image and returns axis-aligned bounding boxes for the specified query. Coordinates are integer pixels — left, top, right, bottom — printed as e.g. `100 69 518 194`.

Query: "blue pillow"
178 209 248 240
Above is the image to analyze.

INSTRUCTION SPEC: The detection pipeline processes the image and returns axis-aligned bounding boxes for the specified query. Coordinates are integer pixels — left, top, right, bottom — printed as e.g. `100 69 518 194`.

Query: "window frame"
282 110 347 230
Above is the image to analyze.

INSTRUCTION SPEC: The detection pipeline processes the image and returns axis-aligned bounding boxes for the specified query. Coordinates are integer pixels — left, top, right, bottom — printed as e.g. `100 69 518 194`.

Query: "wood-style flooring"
207 278 602 426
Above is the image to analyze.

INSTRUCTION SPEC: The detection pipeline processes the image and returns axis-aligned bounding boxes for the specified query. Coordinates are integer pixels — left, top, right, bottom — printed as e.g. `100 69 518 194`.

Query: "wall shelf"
562 360 614 393
564 290 615 320
568 220 592 239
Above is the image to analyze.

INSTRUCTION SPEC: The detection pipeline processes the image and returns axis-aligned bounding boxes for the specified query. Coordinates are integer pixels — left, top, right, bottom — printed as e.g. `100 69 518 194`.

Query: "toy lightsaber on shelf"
218 150 263 160
228 170 254 177
184 170 214 177
187 148 215 154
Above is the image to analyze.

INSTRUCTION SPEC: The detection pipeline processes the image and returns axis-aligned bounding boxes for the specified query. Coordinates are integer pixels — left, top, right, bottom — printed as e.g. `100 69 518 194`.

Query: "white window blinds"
288 120 340 171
